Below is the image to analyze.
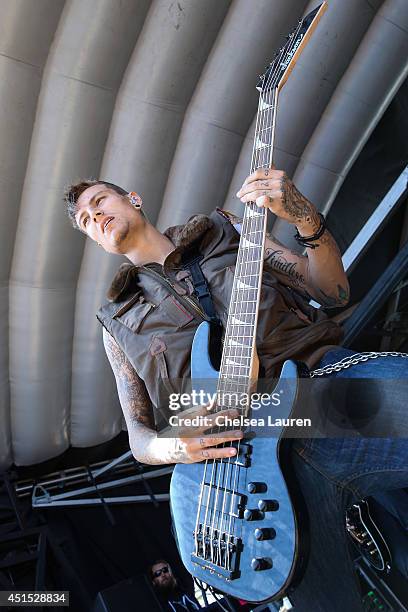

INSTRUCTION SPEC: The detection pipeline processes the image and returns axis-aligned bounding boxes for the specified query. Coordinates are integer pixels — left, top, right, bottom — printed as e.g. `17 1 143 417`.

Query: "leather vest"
97 209 343 423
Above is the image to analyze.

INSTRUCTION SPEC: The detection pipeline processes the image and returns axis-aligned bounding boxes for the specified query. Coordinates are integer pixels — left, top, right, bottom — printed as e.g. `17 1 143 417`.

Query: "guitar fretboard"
217 89 278 402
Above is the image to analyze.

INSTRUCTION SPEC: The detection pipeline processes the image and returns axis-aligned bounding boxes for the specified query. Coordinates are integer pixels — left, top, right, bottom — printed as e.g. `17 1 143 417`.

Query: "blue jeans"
290 348 408 612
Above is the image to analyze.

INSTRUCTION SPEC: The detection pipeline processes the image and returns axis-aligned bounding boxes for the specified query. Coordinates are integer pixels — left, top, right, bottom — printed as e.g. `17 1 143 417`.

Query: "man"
149 560 200 612
65 170 408 611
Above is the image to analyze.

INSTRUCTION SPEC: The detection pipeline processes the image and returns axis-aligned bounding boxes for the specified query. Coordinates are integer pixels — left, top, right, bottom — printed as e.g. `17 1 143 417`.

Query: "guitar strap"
182 245 223 369
181 247 220 326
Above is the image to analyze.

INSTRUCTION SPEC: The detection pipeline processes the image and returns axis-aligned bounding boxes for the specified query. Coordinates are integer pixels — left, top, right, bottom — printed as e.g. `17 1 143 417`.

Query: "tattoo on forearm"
266 232 301 257
337 284 349 303
315 285 349 308
265 249 306 288
280 177 320 228
103 330 154 429
316 230 341 256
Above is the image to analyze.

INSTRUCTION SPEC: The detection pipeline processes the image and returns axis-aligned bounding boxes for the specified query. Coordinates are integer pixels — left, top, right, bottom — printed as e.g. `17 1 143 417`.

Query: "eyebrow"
76 189 106 228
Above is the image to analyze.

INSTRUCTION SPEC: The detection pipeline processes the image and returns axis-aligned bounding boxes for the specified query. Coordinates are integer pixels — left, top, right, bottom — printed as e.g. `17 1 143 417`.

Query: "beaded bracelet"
294 213 326 249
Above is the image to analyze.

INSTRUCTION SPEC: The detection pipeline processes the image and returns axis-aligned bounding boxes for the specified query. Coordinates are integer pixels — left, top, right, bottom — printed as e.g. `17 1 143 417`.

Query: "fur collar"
107 214 213 302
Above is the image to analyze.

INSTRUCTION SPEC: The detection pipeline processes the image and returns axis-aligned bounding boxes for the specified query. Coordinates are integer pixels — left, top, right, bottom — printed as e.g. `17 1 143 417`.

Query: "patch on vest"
149 337 167 356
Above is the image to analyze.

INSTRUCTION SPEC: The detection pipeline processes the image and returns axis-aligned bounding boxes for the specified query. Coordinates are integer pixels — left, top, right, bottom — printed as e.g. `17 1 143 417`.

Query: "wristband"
294 213 326 249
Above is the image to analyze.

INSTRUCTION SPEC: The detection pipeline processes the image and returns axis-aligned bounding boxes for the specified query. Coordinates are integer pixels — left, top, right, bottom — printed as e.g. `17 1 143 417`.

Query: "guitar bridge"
192 525 242 580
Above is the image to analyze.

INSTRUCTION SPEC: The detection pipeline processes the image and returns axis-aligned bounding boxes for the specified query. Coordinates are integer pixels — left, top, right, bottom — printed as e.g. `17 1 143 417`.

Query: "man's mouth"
103 217 114 233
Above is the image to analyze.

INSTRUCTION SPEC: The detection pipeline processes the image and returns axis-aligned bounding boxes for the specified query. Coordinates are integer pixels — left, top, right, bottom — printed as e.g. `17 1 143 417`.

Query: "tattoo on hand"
280 176 320 228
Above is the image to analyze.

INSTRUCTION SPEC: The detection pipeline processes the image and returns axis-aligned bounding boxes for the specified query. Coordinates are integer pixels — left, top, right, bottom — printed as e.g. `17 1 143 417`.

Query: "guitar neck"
216 4 327 401
217 89 279 397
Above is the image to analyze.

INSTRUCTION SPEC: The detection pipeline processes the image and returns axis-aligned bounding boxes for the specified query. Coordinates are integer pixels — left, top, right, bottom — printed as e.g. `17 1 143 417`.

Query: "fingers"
238 189 281 206
191 445 241 461
237 179 282 200
187 429 244 452
174 408 241 437
195 408 241 434
178 400 216 419
237 168 283 191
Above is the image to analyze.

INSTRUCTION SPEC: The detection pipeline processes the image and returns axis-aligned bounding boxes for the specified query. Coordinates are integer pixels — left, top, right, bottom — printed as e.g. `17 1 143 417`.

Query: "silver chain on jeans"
309 351 408 378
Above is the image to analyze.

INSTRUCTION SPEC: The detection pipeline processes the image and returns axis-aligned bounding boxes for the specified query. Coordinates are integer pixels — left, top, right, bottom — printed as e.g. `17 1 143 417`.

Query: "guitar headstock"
257 1 327 95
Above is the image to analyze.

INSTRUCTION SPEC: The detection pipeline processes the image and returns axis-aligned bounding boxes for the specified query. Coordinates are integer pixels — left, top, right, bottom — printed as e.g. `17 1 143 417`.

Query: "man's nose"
93 210 103 222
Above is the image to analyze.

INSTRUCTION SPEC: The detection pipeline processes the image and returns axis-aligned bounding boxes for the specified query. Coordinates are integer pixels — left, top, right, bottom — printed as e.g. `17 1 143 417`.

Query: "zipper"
138 266 209 322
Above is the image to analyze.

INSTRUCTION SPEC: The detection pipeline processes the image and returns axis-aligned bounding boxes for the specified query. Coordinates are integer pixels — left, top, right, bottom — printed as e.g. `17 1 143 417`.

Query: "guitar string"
219 40 293 566
221 27 301 566
215 43 292 566
223 89 279 565
195 24 300 566
213 81 272 564
210 57 277 565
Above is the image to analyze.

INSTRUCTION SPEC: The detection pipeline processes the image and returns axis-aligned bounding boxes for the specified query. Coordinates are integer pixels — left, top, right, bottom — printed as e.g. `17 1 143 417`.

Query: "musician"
148 560 200 612
65 171 408 612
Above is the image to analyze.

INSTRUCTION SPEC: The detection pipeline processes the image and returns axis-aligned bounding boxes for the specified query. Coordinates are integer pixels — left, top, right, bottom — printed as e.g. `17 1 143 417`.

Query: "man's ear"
128 191 142 209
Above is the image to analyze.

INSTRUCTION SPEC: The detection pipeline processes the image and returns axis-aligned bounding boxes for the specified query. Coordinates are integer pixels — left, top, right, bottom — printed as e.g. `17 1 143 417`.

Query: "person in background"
149 560 200 612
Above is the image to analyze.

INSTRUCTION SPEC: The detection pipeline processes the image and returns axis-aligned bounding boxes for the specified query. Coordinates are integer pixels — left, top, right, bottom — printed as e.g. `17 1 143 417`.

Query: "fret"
232 282 258 289
258 102 274 113
222 368 251 377
218 374 250 381
218 380 249 389
257 126 273 137
223 358 251 365
229 315 254 324
235 260 263 269
226 338 252 346
230 299 258 304
225 335 254 340
254 142 273 152
224 358 252 364
240 237 259 249
234 266 262 275
244 208 263 218
236 258 262 266
238 244 263 251
242 229 264 235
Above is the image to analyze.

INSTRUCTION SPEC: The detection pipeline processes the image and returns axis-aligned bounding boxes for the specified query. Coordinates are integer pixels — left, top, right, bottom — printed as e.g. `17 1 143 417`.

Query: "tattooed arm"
103 328 174 464
103 328 242 464
235 168 350 308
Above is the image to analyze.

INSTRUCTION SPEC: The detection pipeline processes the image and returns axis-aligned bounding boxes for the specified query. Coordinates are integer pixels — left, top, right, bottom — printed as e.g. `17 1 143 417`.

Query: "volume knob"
244 509 264 521
247 482 267 494
258 499 279 512
254 528 276 541
251 557 273 571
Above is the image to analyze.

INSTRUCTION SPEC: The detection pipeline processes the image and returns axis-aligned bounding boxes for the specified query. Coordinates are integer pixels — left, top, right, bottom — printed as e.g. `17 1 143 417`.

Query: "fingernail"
229 448 236 455
234 430 242 437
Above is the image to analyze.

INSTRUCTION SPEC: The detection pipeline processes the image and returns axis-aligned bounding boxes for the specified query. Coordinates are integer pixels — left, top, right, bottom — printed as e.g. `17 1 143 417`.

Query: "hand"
236 167 320 233
170 402 244 464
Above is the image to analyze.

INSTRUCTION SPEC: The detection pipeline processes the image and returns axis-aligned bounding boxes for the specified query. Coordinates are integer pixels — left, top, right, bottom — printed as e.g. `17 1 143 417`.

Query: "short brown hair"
64 179 128 230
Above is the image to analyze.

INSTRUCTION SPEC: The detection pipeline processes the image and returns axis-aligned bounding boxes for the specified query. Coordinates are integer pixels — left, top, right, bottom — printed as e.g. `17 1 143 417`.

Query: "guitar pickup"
200 484 247 518
232 442 252 468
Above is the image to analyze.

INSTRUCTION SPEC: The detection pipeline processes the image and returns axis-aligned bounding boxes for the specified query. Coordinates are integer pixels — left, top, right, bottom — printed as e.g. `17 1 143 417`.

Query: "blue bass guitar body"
170 322 308 604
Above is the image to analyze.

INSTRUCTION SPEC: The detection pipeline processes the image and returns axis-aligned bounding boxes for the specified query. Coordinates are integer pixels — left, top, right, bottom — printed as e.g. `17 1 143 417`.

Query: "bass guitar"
171 3 327 604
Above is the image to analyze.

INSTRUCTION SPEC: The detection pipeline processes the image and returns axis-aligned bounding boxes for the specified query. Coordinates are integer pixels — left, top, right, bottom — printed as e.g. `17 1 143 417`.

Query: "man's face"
151 562 177 593
75 184 142 254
